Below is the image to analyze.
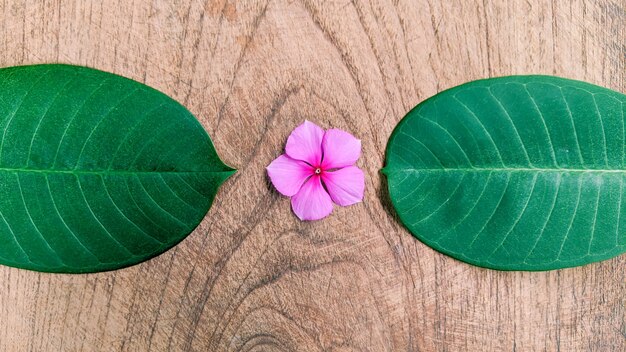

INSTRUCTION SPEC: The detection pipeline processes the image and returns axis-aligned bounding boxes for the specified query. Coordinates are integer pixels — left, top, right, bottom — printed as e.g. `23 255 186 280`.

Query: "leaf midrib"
0 167 234 175
384 167 626 174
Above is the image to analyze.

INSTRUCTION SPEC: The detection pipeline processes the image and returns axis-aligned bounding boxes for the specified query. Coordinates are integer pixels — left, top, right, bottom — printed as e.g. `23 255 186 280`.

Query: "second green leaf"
383 75 626 271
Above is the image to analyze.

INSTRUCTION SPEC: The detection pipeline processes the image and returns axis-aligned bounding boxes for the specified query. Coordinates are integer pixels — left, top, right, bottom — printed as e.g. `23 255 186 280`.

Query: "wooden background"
0 0 624 351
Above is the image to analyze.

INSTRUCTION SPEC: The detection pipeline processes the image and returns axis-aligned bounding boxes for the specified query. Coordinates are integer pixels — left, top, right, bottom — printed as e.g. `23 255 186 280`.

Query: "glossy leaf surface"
384 75 626 270
0 64 234 273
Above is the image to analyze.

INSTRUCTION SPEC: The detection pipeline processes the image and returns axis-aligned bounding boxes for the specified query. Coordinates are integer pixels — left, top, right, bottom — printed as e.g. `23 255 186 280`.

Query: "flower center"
314 167 322 175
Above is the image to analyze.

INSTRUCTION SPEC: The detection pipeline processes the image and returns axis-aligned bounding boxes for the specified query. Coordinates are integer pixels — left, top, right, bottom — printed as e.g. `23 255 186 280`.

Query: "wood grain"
0 0 624 351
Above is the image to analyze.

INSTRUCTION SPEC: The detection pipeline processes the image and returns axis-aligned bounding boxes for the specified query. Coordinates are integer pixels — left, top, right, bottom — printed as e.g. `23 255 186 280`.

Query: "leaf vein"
157 174 202 211
486 173 538 260
398 131 445 168
590 94 609 167
75 175 136 257
74 87 142 169
135 175 189 229
468 173 512 248
16 173 66 266
452 94 505 167
26 73 79 167
414 173 468 225
51 78 112 168
99 175 164 245
0 68 53 164
418 113 474 167
486 87 532 165
522 84 558 166
432 172 493 243
107 102 167 170
44 174 100 262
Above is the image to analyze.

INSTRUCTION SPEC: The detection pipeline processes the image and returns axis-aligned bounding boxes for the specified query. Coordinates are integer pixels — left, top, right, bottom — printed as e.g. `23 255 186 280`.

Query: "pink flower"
267 121 365 221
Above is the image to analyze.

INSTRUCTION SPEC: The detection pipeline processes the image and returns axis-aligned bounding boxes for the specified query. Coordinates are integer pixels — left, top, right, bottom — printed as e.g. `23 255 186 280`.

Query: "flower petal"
285 120 324 165
321 166 365 206
267 154 313 196
321 128 361 169
291 175 333 221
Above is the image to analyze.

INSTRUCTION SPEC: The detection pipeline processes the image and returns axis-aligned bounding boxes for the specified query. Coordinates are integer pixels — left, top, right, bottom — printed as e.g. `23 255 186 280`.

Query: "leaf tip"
225 167 237 178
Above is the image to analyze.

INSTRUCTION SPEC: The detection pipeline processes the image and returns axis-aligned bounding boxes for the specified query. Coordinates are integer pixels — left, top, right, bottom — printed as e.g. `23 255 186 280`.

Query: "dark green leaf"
383 75 626 270
0 64 234 273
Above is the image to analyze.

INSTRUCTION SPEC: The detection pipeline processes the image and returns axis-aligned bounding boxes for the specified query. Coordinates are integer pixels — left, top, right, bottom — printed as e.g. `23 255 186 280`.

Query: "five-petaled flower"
267 121 365 221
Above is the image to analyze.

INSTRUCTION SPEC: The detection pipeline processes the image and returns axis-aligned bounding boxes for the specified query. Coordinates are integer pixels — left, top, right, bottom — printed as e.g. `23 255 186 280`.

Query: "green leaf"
383 75 626 271
0 64 234 273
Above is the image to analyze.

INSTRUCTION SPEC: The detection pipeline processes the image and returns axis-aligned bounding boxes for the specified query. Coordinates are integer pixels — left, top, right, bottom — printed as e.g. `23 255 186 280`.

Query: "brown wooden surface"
0 1 624 351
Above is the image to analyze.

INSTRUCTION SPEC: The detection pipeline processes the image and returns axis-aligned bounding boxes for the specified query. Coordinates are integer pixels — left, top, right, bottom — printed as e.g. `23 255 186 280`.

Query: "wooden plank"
0 0 623 350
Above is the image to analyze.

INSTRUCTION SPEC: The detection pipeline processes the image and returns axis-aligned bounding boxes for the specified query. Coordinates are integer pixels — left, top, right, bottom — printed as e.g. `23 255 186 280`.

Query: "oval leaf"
383 75 626 270
0 64 234 273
